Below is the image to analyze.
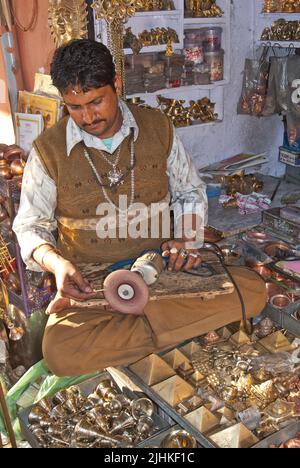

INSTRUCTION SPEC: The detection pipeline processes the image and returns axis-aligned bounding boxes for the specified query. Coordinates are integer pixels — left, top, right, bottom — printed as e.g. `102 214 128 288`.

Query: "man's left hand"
161 240 202 272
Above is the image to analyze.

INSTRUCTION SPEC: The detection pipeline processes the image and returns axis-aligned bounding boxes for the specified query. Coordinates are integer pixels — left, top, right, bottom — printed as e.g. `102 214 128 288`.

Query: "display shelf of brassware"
254 0 300 47
94 0 184 55
127 82 224 131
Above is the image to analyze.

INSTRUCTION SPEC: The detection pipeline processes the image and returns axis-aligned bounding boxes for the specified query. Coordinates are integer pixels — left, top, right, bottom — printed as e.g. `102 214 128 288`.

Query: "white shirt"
13 100 207 271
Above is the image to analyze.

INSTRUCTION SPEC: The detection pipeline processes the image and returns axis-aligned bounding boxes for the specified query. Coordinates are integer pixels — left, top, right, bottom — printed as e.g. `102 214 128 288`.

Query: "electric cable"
196 244 247 323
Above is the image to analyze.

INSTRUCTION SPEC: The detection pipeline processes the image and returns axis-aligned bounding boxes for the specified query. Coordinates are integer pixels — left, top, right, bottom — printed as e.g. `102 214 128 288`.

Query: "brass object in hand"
226 172 264 195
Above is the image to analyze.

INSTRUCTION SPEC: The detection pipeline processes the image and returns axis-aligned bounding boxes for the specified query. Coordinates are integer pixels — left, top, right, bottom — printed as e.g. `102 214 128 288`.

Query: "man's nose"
82 107 95 125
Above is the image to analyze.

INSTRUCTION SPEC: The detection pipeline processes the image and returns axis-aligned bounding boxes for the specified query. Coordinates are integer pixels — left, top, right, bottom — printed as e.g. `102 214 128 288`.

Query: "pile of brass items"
270 432 300 448
48 0 88 48
185 0 223 18
156 95 218 127
27 379 159 448
263 0 300 13
91 0 142 21
0 144 26 179
0 234 22 296
0 281 24 342
137 0 176 11
131 322 300 448
124 27 179 50
261 19 300 41
225 173 264 196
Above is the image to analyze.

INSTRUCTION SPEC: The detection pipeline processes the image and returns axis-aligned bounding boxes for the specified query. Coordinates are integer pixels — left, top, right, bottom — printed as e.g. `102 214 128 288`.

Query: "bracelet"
40 246 62 269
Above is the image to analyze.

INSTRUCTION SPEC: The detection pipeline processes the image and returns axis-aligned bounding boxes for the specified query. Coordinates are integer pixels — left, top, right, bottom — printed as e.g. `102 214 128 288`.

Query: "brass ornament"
262 0 300 13
185 0 223 18
91 1 144 96
48 0 88 48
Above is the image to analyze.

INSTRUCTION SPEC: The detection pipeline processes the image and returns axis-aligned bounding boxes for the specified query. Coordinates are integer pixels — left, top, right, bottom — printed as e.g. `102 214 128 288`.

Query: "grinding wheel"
103 270 149 315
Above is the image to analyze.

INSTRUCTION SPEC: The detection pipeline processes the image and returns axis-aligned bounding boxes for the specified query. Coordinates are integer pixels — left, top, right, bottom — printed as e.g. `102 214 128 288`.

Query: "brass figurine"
48 0 88 48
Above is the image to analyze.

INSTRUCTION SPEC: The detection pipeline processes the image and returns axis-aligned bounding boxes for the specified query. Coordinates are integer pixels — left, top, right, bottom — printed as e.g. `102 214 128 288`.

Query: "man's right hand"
54 259 97 302
32 244 97 302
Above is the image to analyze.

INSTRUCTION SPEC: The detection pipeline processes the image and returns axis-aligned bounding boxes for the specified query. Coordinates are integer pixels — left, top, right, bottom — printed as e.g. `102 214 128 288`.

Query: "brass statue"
48 0 88 48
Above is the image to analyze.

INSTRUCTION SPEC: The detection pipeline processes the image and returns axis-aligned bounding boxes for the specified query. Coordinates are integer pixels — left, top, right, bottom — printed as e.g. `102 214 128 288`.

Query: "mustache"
83 119 104 128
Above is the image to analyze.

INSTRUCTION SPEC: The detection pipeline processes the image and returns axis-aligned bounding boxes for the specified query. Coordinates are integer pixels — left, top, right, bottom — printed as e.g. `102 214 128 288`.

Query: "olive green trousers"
43 267 267 376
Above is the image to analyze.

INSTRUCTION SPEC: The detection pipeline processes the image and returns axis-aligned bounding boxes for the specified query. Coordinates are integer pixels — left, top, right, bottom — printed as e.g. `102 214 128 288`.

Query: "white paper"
15 113 44 155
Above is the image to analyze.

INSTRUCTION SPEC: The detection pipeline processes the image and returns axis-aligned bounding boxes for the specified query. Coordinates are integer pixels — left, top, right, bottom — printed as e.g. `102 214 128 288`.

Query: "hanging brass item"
48 0 88 48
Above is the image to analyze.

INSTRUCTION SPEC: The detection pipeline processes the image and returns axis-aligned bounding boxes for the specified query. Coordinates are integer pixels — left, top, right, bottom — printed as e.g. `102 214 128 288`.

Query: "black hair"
50 39 116 93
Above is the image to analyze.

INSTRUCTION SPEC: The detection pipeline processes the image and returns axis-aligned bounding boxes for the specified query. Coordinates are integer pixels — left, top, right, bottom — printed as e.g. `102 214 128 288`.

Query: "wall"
15 0 55 91
179 0 285 177
0 36 15 144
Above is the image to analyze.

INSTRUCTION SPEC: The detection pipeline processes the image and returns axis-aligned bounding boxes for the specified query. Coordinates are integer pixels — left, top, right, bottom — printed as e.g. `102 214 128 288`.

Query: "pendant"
108 167 124 187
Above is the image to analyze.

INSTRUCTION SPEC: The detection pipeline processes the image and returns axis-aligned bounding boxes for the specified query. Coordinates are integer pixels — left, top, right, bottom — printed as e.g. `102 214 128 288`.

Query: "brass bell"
8 323 24 341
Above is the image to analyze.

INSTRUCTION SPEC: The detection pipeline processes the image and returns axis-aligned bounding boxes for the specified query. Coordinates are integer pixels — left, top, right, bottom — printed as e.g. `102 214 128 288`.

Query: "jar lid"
204 49 224 56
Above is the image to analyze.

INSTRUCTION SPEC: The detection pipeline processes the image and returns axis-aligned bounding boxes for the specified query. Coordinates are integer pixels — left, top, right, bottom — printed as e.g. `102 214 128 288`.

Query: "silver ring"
179 249 189 259
170 247 178 255
189 253 200 259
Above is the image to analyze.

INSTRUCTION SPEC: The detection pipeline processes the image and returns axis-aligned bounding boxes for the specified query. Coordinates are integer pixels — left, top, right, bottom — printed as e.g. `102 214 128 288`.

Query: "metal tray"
252 421 300 449
137 424 201 448
122 326 300 449
263 300 300 337
18 372 170 448
262 207 300 245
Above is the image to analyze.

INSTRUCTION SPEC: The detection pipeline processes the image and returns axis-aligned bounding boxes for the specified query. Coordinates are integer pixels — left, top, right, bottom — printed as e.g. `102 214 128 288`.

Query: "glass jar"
204 49 224 81
202 27 222 52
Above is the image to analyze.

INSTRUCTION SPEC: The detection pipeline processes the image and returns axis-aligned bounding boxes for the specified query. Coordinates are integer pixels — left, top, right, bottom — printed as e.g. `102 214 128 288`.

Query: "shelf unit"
93 0 231 130
254 0 300 48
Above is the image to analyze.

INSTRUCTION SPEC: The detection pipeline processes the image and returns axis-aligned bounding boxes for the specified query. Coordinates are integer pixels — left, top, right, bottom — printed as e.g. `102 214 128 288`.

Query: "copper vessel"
264 241 291 259
265 282 284 300
269 294 291 309
245 231 271 244
10 159 25 177
0 160 12 179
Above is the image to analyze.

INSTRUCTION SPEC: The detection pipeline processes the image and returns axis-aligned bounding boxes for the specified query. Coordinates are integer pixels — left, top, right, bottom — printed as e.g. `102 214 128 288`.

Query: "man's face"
62 77 122 139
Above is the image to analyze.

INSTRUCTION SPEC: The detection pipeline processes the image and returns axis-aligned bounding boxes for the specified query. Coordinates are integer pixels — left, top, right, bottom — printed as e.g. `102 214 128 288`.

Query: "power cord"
196 243 247 324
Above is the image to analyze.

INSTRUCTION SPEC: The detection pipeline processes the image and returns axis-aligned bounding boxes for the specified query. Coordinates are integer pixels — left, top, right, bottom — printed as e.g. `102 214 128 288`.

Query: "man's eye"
93 100 102 105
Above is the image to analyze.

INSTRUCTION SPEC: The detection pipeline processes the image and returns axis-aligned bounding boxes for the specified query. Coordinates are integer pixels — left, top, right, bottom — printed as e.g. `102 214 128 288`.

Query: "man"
13 39 266 376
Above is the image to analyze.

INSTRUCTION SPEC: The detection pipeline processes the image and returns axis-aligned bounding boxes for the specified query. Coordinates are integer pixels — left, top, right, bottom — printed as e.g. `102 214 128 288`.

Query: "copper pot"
264 241 291 258
269 294 291 309
10 159 25 176
4 144 25 162
245 231 271 244
265 282 285 300
0 160 12 179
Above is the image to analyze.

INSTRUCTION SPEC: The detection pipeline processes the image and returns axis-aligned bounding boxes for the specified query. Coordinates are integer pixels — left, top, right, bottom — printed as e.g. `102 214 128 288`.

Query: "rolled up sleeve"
12 149 58 271
167 132 208 226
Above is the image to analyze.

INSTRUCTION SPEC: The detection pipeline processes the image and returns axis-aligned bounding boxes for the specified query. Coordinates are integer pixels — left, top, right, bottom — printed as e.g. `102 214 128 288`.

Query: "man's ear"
114 75 123 96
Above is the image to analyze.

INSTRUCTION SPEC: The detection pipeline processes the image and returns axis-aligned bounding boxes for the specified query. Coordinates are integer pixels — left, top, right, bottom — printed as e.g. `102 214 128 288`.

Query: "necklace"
96 145 123 187
83 135 135 214
10 0 38 32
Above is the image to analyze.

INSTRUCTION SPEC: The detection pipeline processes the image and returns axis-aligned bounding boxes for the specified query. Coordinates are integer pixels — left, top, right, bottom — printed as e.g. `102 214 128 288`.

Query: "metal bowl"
269 294 291 309
264 241 291 259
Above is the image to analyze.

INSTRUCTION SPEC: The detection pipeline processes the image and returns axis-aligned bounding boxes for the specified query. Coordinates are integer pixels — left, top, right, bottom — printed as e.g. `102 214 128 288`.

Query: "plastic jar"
183 44 204 65
204 49 224 81
202 27 222 52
